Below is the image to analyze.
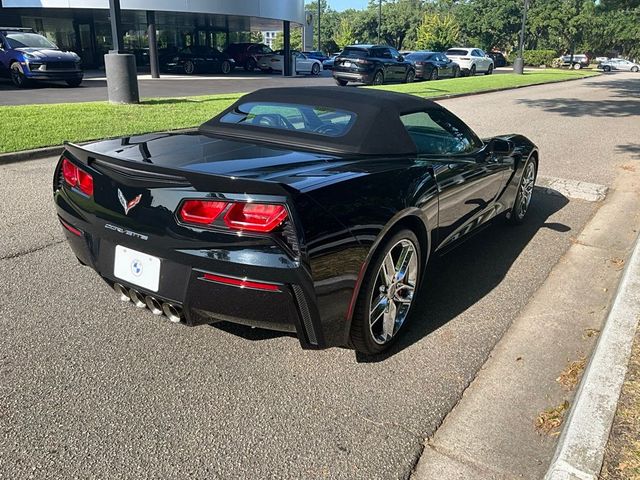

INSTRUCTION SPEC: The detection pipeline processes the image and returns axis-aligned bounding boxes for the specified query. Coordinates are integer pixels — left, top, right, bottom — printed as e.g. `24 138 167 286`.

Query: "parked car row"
332 44 496 86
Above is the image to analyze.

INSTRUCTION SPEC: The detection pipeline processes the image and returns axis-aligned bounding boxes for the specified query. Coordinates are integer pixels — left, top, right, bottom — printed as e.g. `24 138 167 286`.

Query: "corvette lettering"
104 224 148 241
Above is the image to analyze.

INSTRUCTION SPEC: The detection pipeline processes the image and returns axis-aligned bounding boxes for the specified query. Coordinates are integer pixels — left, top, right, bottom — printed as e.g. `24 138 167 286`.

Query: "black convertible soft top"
199 87 441 156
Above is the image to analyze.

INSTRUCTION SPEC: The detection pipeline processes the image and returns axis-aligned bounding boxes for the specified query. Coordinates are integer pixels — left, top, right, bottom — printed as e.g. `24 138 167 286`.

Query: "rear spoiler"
62 142 295 196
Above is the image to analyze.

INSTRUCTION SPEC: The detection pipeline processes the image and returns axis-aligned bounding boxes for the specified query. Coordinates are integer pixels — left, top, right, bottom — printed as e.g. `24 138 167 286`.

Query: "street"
0 73 638 479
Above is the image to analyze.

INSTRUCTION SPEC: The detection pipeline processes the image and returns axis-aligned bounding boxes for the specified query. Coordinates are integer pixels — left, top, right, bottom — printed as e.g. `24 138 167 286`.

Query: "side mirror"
397 55 404 62
447 58 452 63
490 138 514 155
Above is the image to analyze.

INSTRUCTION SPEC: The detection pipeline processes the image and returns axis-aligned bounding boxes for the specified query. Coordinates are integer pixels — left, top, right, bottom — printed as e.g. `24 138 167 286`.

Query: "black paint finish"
53 88 537 350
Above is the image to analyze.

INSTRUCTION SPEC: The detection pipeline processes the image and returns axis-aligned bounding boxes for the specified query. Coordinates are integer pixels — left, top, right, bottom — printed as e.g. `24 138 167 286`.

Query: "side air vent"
292 285 317 346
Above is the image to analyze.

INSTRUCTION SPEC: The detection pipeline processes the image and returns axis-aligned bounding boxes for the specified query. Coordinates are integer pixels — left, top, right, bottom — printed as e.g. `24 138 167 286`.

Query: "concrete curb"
544 232 640 480
0 73 598 166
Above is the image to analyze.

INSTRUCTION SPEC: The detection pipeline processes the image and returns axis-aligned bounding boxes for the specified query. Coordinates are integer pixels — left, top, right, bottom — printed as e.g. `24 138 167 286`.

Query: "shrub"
508 49 557 66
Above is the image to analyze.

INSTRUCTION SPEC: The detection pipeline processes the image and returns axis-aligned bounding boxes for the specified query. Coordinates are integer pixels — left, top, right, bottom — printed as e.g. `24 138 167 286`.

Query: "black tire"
469 64 476 76
452 67 459 78
65 78 82 87
509 157 538 225
350 229 422 355
311 63 320 75
183 60 196 75
335 78 348 86
404 69 415 83
485 64 493 75
631 66 639 73
429 67 439 81
244 57 257 71
220 60 232 75
10 62 29 88
573 63 582 70
603 66 611 72
371 70 384 86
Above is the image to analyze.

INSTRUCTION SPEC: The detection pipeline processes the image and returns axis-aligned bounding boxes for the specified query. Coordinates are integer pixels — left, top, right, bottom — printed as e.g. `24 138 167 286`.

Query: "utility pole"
317 0 321 52
378 0 382 44
513 0 530 75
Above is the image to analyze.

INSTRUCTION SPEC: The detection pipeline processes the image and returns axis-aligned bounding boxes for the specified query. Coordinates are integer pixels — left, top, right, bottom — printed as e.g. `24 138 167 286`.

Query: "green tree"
249 31 264 44
363 0 423 50
272 27 303 51
415 12 460 51
335 18 357 49
456 0 522 51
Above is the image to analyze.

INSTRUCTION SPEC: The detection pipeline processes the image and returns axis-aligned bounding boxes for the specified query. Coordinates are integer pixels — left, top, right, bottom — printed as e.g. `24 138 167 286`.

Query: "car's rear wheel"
183 60 196 74
469 64 476 76
66 78 82 87
573 63 582 70
632 66 639 73
244 58 257 71
429 68 438 81
603 65 611 72
10 62 29 88
220 60 232 74
311 63 320 75
485 64 493 75
509 158 537 225
335 78 348 86
372 70 384 85
350 229 421 355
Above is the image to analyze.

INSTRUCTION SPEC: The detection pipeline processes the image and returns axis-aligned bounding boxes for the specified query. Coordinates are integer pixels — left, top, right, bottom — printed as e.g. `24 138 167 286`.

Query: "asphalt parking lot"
0 73 638 479
0 66 522 106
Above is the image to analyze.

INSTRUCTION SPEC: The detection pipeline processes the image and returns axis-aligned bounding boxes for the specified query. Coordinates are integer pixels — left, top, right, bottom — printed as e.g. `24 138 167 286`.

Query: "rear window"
446 49 469 56
220 102 357 137
406 53 432 61
341 47 369 58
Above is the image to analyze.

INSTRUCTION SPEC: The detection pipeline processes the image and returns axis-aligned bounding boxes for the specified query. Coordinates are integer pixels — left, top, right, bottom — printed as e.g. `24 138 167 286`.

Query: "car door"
436 53 451 77
374 47 395 80
296 52 312 73
389 47 408 80
400 110 512 249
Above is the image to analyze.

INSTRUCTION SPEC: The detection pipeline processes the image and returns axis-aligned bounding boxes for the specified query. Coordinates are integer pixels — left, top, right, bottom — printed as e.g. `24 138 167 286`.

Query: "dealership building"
0 0 306 69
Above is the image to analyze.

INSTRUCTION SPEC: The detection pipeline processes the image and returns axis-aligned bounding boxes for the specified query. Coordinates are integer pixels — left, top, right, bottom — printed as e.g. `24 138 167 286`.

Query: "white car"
258 50 322 75
598 58 639 72
445 47 494 76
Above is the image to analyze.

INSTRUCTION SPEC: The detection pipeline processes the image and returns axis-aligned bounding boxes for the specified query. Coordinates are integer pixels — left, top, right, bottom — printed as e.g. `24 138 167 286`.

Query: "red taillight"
200 273 281 292
179 200 227 225
59 218 82 236
224 203 288 232
62 157 93 196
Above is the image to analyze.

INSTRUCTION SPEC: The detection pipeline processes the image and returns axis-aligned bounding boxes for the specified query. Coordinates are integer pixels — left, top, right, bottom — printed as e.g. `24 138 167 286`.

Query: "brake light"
224 203 288 232
354 58 372 65
62 157 93 196
179 200 227 225
200 273 281 292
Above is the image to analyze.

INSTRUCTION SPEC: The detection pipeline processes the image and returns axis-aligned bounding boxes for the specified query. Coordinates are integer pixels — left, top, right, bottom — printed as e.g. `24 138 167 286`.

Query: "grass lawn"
0 69 597 154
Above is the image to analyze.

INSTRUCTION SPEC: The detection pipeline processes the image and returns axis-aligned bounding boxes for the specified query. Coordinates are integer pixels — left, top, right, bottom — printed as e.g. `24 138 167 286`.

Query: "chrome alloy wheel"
369 239 418 344
517 161 536 219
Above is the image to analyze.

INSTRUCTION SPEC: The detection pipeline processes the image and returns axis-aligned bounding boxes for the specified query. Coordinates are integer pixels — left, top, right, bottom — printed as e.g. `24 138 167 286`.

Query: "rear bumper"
332 69 373 84
54 189 343 350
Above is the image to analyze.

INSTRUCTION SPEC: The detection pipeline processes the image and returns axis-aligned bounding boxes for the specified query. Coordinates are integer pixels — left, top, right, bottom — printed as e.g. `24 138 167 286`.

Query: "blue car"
0 27 83 88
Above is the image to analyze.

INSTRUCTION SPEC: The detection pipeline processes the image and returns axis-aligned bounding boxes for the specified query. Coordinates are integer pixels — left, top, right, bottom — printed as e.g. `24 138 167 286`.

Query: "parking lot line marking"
538 176 608 202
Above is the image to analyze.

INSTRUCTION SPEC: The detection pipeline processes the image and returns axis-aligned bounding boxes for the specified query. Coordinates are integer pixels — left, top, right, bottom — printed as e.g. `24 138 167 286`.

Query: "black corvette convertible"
54 87 538 354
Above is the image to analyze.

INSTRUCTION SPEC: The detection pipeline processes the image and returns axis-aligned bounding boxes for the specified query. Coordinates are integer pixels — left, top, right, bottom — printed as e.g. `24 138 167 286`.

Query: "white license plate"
343 61 352 68
114 245 161 292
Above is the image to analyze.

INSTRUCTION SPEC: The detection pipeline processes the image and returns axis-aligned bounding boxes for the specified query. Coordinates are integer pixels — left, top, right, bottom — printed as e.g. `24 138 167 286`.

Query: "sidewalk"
412 170 640 480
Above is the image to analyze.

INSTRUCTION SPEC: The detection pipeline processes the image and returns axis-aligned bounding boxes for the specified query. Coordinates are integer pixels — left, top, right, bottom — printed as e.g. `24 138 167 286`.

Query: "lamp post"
513 0 530 75
317 0 321 52
377 0 382 44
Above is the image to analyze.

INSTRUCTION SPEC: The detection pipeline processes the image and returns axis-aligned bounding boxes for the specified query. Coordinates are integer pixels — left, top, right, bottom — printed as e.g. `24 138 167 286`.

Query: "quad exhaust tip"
145 296 163 315
162 303 183 323
128 288 147 308
114 283 130 302
113 283 183 323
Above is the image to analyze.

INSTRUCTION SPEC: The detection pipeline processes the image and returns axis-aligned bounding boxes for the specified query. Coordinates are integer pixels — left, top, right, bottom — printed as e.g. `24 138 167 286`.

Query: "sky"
329 0 370 12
